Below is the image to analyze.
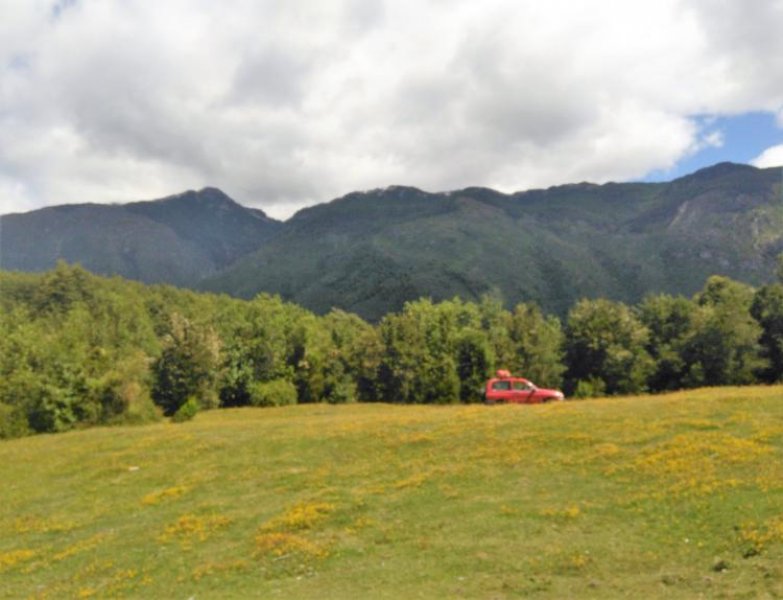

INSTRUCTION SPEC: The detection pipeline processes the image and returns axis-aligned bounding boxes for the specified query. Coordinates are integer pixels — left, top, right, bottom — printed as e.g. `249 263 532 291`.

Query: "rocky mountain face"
3 163 782 318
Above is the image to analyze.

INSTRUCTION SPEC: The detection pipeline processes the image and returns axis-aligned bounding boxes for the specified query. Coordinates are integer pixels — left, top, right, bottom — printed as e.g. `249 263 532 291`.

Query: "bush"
325 378 356 404
572 377 606 399
100 378 162 425
171 397 199 423
27 385 80 433
248 379 298 408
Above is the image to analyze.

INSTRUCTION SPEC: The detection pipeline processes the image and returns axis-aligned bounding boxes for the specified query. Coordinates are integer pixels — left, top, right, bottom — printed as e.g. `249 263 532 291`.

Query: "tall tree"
564 299 653 395
377 299 462 404
639 294 699 391
455 329 494 403
508 303 565 388
751 284 783 382
682 276 765 386
151 314 221 416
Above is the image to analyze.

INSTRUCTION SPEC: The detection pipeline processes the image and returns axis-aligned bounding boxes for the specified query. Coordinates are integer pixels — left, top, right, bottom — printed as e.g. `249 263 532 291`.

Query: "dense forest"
2 261 783 439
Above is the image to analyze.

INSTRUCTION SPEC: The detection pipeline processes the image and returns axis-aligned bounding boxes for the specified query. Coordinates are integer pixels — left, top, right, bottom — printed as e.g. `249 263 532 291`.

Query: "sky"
1 0 783 220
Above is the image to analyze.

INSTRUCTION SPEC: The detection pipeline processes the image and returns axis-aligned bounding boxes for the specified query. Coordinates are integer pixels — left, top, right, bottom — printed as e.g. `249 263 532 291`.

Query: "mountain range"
2 162 782 319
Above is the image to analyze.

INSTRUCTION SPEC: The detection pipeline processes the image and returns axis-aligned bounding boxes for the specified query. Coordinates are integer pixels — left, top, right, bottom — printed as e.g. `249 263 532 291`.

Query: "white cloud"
2 0 783 219
752 145 783 169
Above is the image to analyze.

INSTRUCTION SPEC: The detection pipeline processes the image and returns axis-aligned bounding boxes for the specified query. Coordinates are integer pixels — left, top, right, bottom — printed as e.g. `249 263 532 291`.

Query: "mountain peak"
682 162 758 182
160 187 238 207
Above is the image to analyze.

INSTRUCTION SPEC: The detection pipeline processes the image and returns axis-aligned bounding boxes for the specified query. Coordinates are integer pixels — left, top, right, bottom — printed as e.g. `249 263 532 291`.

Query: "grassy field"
2 387 783 599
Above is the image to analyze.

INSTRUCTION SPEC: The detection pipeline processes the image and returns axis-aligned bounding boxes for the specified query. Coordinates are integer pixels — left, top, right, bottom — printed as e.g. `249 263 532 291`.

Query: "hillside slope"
0 188 281 286
2 388 783 598
205 163 783 318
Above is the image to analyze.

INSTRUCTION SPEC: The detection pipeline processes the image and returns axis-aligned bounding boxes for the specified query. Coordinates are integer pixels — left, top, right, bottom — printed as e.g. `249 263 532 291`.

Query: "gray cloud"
1 0 783 219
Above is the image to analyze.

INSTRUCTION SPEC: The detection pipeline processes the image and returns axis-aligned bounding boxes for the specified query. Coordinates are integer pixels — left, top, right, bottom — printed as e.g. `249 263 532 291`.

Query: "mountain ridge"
2 162 782 318
0 187 282 286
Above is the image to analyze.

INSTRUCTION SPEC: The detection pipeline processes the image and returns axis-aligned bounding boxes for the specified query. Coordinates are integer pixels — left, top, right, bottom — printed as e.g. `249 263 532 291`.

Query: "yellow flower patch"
254 500 338 563
255 532 329 559
630 432 772 496
569 552 591 569
54 532 111 561
141 485 189 506
740 515 783 553
393 472 429 490
0 549 36 570
540 505 581 520
159 514 231 545
591 442 620 458
261 501 335 531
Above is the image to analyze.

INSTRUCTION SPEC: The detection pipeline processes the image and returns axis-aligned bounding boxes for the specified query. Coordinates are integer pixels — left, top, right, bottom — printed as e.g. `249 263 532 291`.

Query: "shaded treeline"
2 262 783 438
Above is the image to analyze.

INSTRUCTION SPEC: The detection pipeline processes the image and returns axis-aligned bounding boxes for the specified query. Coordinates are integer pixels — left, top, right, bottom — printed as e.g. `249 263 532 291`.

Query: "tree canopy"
0 263 776 438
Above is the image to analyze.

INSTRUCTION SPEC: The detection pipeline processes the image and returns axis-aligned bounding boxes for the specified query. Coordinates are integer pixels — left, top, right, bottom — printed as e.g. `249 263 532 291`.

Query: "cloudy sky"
2 0 783 219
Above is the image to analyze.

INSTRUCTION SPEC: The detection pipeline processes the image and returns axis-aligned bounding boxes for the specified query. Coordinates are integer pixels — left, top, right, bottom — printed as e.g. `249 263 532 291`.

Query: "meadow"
2 387 783 599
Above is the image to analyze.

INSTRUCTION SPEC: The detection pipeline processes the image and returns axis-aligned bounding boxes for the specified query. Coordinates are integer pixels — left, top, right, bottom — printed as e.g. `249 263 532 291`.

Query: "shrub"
171 397 199 423
248 379 298 408
325 378 356 404
573 377 606 399
27 385 81 433
103 379 162 425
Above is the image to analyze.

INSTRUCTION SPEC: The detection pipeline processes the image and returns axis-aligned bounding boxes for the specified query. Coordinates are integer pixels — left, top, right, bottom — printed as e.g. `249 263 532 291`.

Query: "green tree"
751 283 783 382
218 297 296 407
507 303 565 388
683 276 765 386
639 294 699 391
455 329 494 403
377 298 463 404
477 295 515 368
151 314 221 416
32 261 95 315
564 299 653 395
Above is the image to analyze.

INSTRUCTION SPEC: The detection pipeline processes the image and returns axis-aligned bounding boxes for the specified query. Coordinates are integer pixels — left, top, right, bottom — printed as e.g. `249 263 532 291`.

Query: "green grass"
3 387 783 598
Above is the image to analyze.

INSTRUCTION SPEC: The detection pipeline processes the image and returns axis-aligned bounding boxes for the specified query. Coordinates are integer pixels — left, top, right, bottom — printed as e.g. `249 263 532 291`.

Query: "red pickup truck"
485 370 564 404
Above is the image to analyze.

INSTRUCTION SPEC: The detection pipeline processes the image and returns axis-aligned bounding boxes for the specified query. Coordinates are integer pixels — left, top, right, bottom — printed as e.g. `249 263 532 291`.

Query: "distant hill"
0 188 281 286
3 163 783 318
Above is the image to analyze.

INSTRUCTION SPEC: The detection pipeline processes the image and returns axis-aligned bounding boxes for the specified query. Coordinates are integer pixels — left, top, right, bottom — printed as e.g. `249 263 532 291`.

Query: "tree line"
2 262 783 438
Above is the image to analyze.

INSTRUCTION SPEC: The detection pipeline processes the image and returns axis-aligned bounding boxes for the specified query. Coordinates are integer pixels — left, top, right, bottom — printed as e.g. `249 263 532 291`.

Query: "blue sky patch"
644 112 783 181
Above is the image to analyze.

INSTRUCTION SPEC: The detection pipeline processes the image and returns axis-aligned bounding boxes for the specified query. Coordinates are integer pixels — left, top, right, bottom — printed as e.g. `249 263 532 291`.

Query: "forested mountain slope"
0 188 281 286
205 163 783 318
2 163 782 318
